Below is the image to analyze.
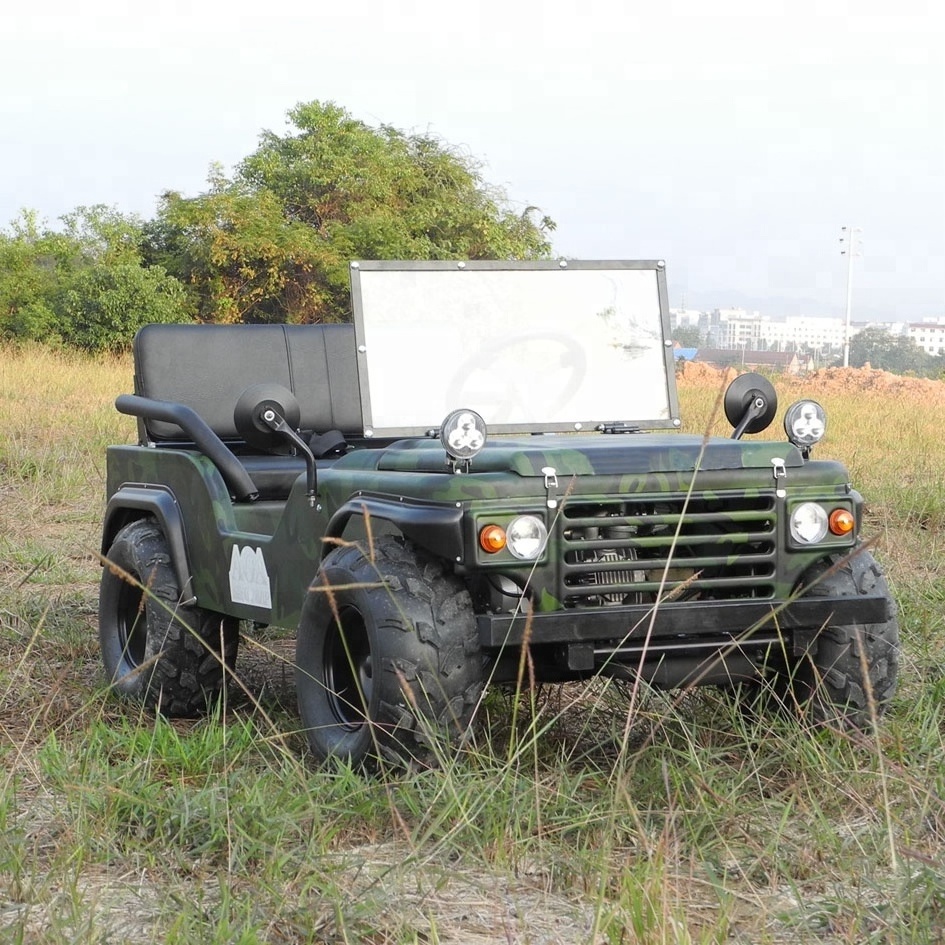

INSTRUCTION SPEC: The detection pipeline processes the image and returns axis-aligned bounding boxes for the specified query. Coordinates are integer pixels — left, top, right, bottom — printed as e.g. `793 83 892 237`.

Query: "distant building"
703 308 763 349
675 347 805 375
669 305 937 358
907 320 945 356
670 308 703 331
762 315 849 353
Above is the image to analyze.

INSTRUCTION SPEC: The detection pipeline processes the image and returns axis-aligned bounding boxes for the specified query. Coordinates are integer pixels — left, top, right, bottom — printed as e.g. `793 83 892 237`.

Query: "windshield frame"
349 259 680 438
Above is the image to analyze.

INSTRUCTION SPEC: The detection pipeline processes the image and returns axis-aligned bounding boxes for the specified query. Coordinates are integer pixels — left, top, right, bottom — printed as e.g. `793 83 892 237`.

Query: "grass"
2 342 945 942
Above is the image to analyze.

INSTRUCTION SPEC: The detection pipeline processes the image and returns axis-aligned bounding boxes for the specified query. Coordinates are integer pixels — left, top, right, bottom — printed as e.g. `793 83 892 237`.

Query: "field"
2 344 945 943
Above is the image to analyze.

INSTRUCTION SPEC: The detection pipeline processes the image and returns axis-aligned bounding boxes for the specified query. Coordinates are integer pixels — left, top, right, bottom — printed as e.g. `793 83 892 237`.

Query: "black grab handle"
115 394 259 502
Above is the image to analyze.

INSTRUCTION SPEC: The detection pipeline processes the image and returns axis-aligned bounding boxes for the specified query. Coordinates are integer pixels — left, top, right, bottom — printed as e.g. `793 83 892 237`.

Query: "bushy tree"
59 262 191 352
672 325 701 348
0 211 72 342
59 205 148 267
850 325 936 376
147 100 555 324
145 171 324 324
0 206 194 351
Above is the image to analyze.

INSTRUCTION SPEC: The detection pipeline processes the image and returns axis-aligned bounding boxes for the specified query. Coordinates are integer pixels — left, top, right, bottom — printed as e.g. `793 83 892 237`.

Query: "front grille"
560 494 776 608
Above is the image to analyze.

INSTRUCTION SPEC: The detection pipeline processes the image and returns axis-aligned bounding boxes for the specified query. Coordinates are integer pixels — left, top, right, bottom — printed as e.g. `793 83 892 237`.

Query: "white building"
703 308 764 349
671 305 920 357
762 316 849 353
670 308 703 330
907 320 945 356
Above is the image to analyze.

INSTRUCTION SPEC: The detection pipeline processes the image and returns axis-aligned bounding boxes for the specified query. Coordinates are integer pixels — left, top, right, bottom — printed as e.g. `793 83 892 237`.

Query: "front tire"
99 518 239 716
296 537 482 769
794 549 899 727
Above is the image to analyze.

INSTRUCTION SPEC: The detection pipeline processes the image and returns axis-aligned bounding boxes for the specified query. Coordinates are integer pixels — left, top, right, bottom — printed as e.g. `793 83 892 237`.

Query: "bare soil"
678 360 945 402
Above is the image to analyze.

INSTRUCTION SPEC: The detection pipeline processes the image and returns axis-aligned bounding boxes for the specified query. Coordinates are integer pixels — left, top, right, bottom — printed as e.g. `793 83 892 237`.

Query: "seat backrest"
133 323 362 442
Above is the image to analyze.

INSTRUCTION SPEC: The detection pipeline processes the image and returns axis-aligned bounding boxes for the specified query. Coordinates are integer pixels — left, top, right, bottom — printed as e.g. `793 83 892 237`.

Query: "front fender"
325 497 463 564
102 486 195 602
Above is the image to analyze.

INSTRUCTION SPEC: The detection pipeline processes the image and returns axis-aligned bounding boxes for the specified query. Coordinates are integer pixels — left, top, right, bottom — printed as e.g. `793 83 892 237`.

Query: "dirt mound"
801 366 945 400
677 360 945 401
676 361 739 385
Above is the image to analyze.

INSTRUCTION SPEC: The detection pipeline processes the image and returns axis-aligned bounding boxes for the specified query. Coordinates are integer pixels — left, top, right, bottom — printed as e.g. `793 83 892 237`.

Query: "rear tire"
99 518 239 716
794 550 899 728
296 537 482 769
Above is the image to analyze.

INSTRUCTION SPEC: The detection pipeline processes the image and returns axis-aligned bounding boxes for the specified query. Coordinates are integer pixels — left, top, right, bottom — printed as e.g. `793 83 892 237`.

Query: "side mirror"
723 373 777 440
235 384 317 503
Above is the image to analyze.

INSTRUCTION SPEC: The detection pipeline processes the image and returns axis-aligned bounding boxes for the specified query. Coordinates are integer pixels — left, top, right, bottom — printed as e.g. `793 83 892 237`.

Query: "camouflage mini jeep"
98 260 899 766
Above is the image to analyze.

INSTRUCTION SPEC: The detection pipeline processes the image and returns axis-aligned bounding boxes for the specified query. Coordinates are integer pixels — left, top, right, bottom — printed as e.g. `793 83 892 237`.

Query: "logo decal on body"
228 545 272 609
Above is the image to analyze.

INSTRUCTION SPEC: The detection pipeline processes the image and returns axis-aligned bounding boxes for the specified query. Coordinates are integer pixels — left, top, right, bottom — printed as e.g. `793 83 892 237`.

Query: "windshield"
349 260 679 437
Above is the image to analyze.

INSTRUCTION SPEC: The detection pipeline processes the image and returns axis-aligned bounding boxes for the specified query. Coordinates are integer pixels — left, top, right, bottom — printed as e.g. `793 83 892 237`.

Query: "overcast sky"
2 0 942 320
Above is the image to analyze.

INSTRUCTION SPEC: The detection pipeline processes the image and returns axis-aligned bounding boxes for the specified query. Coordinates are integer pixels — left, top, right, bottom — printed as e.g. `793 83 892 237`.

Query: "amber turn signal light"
479 524 507 553
828 509 855 536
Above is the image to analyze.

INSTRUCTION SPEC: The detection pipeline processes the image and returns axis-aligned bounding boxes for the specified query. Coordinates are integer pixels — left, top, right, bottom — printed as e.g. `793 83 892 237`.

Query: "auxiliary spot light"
440 408 487 464
784 400 827 451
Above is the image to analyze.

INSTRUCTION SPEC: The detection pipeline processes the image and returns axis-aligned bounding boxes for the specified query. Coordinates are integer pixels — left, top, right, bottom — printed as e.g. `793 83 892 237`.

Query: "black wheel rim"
116 575 147 668
323 606 373 730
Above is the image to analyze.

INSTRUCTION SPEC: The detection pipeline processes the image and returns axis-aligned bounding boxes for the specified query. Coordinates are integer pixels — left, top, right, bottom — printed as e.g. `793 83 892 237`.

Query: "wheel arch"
102 486 195 603
324 497 464 565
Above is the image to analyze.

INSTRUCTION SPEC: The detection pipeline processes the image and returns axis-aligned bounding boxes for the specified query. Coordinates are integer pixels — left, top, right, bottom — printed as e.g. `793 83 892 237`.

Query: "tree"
60 262 192 352
59 205 149 268
849 325 935 376
0 211 73 342
0 206 194 350
147 101 556 324
849 326 896 369
672 325 700 348
145 169 329 324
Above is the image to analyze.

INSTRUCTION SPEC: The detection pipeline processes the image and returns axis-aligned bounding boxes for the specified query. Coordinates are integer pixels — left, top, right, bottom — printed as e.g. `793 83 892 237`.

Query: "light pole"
840 226 861 368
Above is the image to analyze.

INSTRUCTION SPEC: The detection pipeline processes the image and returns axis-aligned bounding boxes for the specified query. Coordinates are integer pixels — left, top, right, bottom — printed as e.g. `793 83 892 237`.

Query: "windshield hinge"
598 422 641 434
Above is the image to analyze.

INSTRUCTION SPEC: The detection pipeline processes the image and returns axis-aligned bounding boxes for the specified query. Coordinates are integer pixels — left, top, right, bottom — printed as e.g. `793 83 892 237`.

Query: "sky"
2 0 943 321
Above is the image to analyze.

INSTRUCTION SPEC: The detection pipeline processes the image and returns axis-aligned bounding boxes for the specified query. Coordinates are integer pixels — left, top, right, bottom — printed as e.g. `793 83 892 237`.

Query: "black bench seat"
124 322 364 500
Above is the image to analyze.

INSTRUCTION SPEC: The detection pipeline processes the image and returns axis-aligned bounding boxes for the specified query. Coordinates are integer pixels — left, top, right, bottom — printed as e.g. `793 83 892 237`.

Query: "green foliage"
147 100 555 323
58 204 153 270
59 262 191 352
672 324 701 347
850 324 945 378
0 211 71 342
0 206 194 350
145 174 325 324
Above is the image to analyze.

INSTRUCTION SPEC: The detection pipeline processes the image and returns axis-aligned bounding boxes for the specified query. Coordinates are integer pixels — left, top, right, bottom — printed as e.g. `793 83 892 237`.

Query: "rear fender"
101 486 195 602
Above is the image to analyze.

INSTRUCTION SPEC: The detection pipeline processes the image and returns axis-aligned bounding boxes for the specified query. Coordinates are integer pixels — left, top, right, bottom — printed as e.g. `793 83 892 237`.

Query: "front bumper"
477 594 892 648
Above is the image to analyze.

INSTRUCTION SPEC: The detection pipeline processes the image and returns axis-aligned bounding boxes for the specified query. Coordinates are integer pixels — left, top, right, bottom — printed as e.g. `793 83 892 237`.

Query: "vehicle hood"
360 434 805 476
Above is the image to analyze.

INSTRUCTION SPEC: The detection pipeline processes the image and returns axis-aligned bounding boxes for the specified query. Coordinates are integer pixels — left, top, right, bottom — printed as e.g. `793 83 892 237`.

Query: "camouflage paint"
104 430 863 636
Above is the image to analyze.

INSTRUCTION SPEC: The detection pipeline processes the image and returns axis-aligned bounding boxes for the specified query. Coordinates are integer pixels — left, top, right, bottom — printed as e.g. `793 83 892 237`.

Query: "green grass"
2 345 945 942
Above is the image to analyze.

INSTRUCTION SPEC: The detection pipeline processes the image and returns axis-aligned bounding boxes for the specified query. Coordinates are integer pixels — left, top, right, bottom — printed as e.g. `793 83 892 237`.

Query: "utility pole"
840 226 861 368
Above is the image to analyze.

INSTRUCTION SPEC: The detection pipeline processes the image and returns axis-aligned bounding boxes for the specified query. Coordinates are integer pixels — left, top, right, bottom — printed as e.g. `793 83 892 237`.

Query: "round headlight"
790 502 828 544
506 515 548 560
440 408 487 462
784 400 827 449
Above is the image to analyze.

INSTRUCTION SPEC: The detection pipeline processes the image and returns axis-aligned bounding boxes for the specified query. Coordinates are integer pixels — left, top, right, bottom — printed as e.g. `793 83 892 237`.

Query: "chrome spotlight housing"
784 400 827 454
440 408 487 470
